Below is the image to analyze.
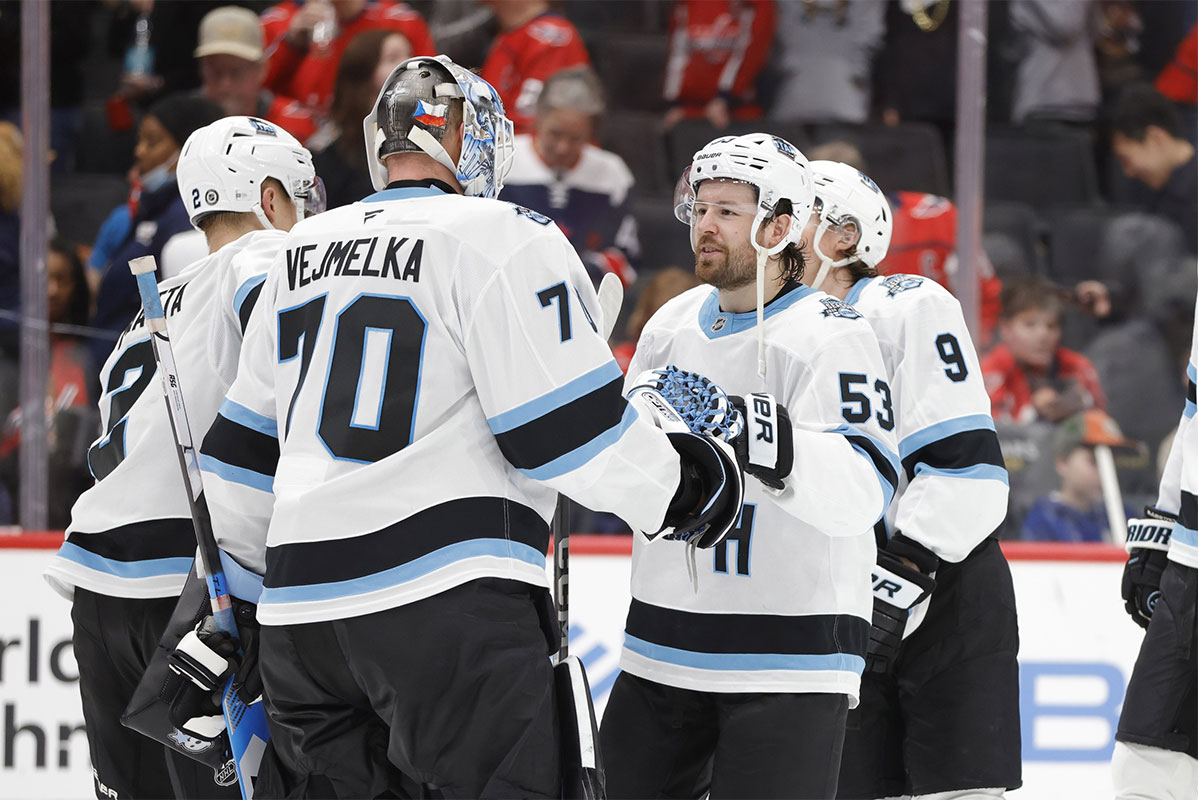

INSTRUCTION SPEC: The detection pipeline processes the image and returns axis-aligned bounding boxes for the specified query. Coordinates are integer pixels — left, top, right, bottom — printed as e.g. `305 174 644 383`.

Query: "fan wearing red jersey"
479 0 590 134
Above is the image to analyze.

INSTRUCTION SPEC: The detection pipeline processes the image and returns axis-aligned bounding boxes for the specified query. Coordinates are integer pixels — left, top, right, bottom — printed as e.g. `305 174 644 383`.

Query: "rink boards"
0 535 1142 799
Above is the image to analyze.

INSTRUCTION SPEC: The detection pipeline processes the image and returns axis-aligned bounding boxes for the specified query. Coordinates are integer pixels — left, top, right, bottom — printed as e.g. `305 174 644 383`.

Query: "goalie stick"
128 255 270 800
554 273 623 800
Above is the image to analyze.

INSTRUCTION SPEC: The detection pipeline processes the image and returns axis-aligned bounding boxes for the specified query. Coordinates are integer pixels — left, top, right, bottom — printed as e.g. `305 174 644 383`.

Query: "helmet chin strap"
809 219 854 291
750 212 791 381
252 203 275 231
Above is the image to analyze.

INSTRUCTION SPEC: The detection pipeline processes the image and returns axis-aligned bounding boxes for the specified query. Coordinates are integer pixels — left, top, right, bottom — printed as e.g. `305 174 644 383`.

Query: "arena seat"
810 122 951 197
985 126 1100 208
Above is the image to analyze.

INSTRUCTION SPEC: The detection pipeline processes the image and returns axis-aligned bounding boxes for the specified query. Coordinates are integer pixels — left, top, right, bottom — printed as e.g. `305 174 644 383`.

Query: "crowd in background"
0 0 1195 540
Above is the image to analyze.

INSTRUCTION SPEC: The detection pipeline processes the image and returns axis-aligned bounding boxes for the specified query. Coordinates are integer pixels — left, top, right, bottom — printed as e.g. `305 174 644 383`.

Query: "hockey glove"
627 367 743 442
728 394 794 491
1122 507 1175 629
866 533 939 675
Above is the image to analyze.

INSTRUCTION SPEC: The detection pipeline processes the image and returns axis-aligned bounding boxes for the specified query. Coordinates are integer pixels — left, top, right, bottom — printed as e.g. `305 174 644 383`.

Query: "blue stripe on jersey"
1186 398 1196 420
487 360 624 434
913 462 1010 485
233 274 267 320
218 399 278 439
362 185 453 203
829 424 900 504
218 549 264 604
518 403 639 481
624 635 866 674
899 414 997 461
1172 525 1198 549
199 454 274 493
56 541 193 580
1187 362 1196 384
260 538 545 605
844 276 877 306
696 284 815 339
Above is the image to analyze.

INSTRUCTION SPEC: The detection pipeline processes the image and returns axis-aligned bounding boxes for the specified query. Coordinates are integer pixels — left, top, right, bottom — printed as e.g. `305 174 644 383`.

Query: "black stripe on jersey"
626 599 870 658
1188 379 1196 405
1181 490 1198 531
238 282 265 333
901 428 1004 482
845 433 899 491
202 414 280 478
494 377 626 470
263 497 550 588
66 519 197 562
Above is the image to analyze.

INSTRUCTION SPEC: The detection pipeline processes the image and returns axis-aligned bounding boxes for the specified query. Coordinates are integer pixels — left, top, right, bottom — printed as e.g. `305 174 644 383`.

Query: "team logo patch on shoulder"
513 205 553 225
819 297 862 319
882 275 924 296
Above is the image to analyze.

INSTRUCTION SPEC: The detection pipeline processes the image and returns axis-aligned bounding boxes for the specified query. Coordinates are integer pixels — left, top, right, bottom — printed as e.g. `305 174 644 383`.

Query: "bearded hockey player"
1113 277 1198 798
43 116 320 800
797 160 1019 800
193 56 744 798
599 134 899 800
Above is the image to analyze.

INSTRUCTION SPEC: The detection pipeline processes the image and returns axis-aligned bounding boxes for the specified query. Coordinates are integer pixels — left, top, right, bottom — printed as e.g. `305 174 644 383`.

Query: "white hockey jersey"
843 274 1009 563
45 230 283 601
200 181 687 627
621 282 899 702
1148 277 1198 569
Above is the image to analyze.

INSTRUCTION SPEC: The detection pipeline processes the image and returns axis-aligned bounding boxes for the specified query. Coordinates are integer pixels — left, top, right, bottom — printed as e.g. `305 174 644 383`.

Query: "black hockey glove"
1122 507 1175 629
165 603 261 741
866 533 939 675
728 394 794 491
660 430 746 548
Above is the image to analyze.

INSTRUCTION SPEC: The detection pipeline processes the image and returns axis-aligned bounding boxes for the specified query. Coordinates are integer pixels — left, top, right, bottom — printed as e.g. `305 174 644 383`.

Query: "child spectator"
662 0 775 131
195 5 318 142
261 0 434 115
1021 410 1139 542
499 67 638 289
479 0 589 134
982 276 1106 423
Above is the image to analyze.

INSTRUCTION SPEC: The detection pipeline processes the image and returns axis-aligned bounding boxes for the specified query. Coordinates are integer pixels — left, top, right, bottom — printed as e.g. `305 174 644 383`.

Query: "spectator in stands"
479 0 589 134
982 276 1106 424
500 67 639 289
873 0 958 147
88 94 221 369
770 0 886 124
0 239 96 528
661 0 775 131
1009 0 1100 124
809 140 1003 347
611 266 701 372
106 1 224 107
261 0 435 115
1155 22 1197 138
311 28 411 209
1021 410 1138 542
0 121 19 361
196 6 318 142
1110 84 1197 253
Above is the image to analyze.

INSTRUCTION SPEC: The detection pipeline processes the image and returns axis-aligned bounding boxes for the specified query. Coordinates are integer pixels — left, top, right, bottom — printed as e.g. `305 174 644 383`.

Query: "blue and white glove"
627 367 745 548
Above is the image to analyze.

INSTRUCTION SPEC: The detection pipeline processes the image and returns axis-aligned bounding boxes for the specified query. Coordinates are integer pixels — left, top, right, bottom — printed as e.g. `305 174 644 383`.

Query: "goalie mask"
364 55 515 199
807 160 892 289
177 116 323 231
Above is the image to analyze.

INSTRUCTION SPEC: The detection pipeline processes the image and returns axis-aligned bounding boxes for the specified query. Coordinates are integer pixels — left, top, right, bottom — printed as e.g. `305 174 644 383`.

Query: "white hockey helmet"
673 133 815 257
808 160 893 272
364 55 515 199
177 116 322 231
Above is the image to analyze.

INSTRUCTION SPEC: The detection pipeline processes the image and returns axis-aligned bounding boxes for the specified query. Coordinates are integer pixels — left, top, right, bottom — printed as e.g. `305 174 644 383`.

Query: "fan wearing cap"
600 136 898 799
1022 412 1140 542
195 6 318 143
195 55 744 797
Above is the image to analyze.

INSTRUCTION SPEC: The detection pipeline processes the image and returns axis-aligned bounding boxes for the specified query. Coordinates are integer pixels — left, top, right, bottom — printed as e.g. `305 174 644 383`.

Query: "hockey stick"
554 273 623 800
128 256 270 800
1095 444 1129 543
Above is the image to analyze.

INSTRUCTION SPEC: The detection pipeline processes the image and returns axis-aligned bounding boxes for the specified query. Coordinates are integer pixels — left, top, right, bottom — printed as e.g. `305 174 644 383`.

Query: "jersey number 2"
278 294 426 464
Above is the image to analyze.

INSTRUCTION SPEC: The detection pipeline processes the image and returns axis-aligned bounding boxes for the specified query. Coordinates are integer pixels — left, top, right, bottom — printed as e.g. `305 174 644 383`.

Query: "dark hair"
330 30 396 141
1000 275 1061 321
198 177 287 234
772 198 807 283
48 238 90 327
1111 84 1183 141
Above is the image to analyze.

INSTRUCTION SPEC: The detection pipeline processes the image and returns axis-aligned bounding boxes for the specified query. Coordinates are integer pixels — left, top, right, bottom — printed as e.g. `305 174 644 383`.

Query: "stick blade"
597 272 624 341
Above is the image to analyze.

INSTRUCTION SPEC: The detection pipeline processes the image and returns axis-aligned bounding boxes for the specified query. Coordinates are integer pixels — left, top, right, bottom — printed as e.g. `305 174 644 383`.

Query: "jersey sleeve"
771 320 901 537
889 286 1009 563
198 267 282 580
1169 293 1198 567
458 222 679 534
